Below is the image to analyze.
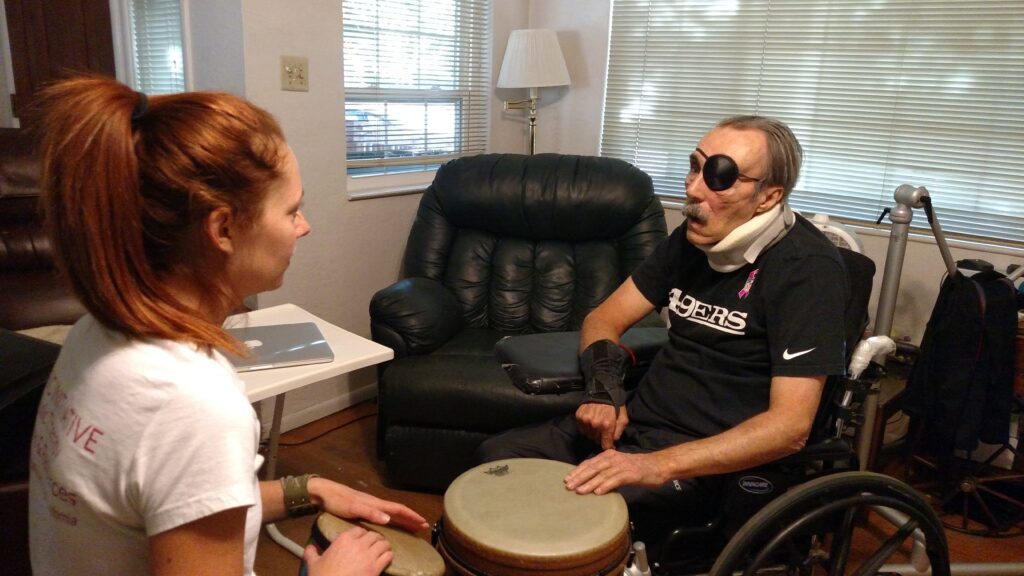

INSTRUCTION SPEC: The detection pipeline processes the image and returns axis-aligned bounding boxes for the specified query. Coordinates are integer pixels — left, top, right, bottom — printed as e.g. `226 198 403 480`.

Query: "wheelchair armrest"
778 437 857 466
495 326 668 394
778 371 881 469
369 277 464 358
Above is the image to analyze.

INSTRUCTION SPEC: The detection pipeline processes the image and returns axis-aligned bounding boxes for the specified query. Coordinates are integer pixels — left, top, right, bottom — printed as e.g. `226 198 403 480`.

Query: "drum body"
312 513 446 576
436 458 630 576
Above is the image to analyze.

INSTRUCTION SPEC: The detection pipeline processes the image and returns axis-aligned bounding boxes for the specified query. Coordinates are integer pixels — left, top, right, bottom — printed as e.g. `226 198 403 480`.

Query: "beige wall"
234 0 422 431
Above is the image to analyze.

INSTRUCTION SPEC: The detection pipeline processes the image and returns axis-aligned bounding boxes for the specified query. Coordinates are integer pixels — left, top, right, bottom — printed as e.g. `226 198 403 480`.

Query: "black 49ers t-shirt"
629 214 848 440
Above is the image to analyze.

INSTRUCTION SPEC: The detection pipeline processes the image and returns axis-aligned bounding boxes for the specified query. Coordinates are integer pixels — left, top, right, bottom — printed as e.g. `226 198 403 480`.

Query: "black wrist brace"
579 339 633 414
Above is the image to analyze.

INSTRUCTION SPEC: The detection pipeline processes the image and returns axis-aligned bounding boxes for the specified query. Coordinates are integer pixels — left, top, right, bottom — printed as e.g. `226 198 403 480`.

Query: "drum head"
441 458 630 575
315 513 445 576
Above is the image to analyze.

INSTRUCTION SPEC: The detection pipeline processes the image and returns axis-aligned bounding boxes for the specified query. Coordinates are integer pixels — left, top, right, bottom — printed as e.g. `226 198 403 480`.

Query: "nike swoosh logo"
782 347 816 360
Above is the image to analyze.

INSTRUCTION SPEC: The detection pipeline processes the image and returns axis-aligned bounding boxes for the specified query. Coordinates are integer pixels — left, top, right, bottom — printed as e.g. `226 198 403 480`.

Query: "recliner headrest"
429 153 656 242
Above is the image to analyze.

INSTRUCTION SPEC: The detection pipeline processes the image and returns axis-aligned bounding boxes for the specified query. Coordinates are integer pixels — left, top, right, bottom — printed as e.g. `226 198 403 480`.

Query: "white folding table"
229 303 393 556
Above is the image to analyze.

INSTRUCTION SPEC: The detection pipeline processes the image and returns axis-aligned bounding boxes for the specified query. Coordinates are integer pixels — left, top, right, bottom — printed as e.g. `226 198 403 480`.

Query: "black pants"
476 413 723 548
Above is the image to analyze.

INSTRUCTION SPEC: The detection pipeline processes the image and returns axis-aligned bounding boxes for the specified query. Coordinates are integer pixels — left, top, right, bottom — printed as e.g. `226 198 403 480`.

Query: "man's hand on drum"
563 450 664 495
309 478 430 532
304 525 393 576
575 402 629 451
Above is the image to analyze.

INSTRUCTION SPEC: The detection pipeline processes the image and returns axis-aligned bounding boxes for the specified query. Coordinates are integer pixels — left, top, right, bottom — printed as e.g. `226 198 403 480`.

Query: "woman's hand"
303 526 392 576
309 478 429 532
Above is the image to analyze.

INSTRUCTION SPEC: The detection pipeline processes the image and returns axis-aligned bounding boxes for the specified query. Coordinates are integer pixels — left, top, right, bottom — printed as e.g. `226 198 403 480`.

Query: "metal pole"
263 393 305 558
528 87 538 155
501 87 541 155
265 393 286 480
872 185 929 351
857 185 929 469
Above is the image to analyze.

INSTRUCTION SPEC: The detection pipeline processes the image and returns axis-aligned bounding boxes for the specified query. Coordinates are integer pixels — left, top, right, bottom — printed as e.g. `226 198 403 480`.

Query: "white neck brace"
696 204 796 273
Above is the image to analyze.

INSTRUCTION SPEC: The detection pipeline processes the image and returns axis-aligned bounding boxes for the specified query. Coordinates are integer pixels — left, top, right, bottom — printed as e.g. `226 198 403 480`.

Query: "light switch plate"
281 56 309 92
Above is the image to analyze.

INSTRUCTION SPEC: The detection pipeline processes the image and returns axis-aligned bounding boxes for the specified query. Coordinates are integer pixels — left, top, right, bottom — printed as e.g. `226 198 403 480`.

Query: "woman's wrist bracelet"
281 473 320 517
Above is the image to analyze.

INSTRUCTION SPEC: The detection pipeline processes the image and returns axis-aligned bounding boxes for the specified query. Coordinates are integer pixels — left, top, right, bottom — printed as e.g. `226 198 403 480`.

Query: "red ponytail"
35 75 286 352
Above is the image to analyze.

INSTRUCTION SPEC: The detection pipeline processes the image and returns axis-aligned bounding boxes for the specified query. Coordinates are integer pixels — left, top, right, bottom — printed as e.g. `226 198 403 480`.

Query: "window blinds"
343 0 490 176
128 0 185 94
601 0 1024 246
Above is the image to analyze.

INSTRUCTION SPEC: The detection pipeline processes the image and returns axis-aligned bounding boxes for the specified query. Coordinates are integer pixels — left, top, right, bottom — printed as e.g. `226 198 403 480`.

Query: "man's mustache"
681 201 705 223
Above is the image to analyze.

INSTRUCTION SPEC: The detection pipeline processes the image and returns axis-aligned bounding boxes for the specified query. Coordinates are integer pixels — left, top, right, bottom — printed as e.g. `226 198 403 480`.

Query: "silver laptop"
224 322 335 372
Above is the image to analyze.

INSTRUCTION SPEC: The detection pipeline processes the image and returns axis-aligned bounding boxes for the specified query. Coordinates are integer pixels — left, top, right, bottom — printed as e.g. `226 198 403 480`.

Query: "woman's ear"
206 207 236 255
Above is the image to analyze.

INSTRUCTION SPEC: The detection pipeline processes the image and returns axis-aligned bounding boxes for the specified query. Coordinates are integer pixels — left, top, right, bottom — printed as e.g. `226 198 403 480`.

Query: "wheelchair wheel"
708 471 950 576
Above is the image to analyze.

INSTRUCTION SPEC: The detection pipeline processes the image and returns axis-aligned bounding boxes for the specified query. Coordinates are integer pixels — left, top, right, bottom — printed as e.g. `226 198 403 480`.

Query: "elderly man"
477 115 849 541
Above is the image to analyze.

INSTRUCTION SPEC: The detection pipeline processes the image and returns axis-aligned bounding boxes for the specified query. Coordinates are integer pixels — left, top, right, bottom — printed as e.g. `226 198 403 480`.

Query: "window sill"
845 221 1024 258
346 170 435 201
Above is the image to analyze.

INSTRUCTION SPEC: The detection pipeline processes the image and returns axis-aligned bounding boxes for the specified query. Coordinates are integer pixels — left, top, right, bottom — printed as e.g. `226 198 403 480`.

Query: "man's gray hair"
716 115 802 201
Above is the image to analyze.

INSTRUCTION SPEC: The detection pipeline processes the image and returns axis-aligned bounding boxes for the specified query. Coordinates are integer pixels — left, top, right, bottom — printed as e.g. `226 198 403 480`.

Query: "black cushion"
370 277 463 357
1 329 60 483
495 326 670 395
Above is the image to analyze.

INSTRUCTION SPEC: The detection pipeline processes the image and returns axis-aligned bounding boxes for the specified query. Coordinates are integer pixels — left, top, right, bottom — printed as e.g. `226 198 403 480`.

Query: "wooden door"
4 0 115 119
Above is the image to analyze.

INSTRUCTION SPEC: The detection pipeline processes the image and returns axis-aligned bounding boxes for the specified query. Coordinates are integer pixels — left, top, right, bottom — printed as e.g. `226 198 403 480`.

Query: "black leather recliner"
1 127 86 331
369 153 667 490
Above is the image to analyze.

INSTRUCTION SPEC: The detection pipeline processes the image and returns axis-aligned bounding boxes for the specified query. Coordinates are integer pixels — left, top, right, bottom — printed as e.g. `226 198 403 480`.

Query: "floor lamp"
497 29 571 154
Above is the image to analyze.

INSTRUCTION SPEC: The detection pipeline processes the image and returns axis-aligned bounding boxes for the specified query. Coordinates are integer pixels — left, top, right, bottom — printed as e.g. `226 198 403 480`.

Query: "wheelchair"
488 347 953 576
638 361 952 576
695 469 950 576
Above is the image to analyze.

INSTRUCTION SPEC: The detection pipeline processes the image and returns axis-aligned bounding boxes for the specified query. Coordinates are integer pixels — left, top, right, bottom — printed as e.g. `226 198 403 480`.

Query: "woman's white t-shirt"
28 314 263 575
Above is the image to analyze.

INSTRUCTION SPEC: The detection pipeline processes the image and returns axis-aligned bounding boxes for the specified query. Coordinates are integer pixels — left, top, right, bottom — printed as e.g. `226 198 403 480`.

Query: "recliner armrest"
495 326 668 394
369 277 464 358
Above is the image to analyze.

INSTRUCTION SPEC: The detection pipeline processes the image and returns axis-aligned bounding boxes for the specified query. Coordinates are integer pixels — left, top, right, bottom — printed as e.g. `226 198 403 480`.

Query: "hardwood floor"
254 401 1024 575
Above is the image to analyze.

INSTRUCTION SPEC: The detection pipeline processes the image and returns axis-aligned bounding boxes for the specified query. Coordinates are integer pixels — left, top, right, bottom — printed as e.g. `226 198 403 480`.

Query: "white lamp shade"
497 29 571 89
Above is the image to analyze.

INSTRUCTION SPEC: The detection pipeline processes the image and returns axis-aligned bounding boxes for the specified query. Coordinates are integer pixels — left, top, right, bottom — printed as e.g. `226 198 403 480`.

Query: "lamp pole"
527 87 538 155
504 87 540 154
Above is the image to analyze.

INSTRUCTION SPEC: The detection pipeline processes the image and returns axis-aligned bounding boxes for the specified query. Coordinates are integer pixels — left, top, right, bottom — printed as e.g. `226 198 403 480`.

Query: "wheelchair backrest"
809 247 876 443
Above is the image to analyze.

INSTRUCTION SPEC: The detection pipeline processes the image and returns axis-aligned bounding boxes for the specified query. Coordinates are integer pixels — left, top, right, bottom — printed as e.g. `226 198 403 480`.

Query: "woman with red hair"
27 76 427 576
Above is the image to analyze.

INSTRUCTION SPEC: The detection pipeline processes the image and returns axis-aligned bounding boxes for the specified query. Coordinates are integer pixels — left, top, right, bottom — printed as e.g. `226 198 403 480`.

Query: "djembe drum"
435 458 631 575
312 513 446 576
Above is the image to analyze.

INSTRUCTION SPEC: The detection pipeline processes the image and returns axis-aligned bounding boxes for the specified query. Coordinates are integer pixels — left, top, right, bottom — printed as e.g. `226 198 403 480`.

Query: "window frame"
110 0 192 93
342 0 490 199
